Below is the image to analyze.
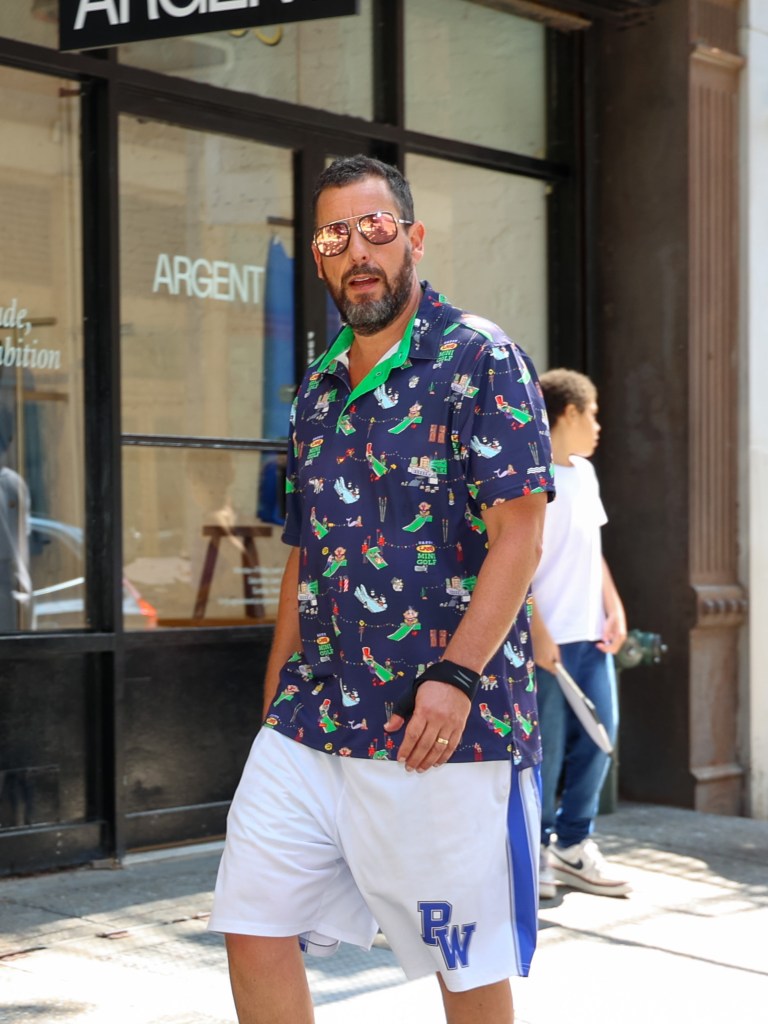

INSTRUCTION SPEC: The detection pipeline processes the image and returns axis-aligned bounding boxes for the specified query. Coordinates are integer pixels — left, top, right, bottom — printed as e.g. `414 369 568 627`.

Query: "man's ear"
311 242 325 281
564 403 579 421
408 221 426 265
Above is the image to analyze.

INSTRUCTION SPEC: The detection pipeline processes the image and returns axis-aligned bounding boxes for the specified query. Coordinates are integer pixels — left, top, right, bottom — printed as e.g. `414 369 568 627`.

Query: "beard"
327 248 415 336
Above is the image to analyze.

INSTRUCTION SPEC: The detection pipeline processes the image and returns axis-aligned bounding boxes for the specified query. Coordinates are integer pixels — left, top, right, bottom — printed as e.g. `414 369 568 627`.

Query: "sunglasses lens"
314 212 402 256
359 212 397 245
315 222 350 256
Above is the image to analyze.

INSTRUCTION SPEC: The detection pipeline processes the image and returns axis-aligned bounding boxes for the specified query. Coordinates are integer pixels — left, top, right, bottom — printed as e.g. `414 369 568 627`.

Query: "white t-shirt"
532 455 607 644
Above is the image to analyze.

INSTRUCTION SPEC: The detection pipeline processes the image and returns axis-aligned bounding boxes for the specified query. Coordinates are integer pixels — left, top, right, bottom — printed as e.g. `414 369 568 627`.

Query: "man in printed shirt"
209 156 554 1024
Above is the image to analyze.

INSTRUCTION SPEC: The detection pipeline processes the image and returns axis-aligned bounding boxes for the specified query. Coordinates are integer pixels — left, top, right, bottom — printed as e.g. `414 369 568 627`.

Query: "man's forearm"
444 540 539 674
443 494 546 674
262 546 302 716
602 558 626 621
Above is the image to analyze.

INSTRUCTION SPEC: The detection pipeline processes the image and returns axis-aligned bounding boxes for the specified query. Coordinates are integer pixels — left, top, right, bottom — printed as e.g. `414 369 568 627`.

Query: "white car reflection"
30 516 158 630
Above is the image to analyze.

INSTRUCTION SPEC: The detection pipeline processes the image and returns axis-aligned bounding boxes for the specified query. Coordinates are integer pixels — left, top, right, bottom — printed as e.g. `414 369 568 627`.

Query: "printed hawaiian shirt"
264 283 554 766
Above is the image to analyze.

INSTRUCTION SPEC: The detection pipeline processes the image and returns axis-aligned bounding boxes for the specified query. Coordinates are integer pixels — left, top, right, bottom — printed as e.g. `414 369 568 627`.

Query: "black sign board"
60 0 359 52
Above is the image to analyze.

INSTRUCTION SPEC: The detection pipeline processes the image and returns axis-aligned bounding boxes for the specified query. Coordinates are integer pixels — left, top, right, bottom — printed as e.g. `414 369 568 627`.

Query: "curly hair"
539 368 597 425
312 155 415 224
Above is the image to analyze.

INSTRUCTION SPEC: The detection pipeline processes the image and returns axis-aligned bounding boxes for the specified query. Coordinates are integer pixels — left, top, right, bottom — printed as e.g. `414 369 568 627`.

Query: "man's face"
312 176 425 337
566 400 601 458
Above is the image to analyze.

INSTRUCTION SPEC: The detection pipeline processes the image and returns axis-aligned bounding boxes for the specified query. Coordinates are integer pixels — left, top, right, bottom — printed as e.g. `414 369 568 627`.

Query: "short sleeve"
582 457 608 528
456 337 554 510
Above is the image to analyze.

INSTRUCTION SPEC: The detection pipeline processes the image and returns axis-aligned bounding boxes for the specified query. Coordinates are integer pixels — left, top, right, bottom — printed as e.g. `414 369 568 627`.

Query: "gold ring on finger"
435 737 449 746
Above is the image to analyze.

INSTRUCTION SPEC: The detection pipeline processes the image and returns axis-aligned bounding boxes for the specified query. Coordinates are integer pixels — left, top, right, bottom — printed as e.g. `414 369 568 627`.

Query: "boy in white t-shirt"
532 369 631 898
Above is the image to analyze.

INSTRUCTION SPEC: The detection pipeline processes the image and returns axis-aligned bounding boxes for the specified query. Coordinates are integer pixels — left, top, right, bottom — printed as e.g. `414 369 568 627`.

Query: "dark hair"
312 155 415 223
539 368 597 425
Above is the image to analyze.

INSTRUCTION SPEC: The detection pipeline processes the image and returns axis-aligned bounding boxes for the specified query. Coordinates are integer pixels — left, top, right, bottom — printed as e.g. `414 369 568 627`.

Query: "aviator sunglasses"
313 210 413 257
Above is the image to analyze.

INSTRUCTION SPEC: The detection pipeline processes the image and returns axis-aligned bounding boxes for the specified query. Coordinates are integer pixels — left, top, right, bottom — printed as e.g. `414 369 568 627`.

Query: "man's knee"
438 975 514 1024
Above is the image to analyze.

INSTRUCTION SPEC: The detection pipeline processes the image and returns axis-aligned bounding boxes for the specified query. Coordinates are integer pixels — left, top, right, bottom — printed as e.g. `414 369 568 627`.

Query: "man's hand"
597 559 627 655
533 633 561 674
384 679 471 772
596 608 627 655
529 596 560 673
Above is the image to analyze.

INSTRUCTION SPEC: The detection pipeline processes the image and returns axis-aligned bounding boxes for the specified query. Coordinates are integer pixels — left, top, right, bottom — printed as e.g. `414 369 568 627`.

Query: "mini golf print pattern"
266 284 554 766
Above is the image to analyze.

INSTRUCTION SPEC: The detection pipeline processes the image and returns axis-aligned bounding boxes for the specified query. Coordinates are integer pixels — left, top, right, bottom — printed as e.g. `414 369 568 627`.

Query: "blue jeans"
538 641 618 849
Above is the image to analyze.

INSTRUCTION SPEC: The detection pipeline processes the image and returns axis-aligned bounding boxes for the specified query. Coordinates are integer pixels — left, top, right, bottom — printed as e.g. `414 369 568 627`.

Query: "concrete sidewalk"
0 803 766 1024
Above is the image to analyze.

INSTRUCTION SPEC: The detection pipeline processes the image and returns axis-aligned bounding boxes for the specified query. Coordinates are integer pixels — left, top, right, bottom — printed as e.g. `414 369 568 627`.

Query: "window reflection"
0 3 58 47
120 118 295 441
119 119 294 629
119 0 373 121
406 0 546 156
0 67 84 632
407 154 548 373
123 446 287 629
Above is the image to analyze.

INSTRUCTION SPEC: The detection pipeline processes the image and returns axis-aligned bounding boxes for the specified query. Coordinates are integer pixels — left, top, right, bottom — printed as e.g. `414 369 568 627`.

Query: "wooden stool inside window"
193 525 272 621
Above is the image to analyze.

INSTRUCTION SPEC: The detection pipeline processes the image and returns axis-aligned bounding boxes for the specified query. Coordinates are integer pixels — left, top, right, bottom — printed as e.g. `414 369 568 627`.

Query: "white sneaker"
539 844 557 900
550 838 631 897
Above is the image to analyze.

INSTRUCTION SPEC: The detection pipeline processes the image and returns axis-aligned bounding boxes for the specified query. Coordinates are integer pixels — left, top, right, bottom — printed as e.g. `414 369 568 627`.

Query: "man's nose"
346 224 372 260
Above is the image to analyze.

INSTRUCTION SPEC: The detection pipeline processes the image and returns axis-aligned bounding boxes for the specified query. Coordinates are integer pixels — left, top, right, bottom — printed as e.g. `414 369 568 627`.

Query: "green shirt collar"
316 309 418 394
316 324 355 374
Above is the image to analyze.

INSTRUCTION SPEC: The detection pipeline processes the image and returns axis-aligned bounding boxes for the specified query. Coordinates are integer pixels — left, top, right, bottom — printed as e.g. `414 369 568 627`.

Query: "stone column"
594 0 747 812
687 0 747 813
740 1 768 820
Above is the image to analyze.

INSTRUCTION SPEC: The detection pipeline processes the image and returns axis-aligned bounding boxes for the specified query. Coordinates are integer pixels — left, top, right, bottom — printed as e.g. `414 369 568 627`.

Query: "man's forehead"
315 176 396 221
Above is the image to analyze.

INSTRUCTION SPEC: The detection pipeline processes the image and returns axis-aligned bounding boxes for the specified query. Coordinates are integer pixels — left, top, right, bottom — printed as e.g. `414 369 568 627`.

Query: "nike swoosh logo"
557 857 584 870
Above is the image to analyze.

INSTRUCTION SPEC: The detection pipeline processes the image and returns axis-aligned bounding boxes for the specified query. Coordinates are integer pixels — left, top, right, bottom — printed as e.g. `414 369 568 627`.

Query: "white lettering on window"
0 298 30 335
191 258 212 299
0 298 63 370
211 260 231 301
153 254 265 303
229 262 249 304
152 253 174 294
174 255 193 294
244 264 265 300
0 338 61 371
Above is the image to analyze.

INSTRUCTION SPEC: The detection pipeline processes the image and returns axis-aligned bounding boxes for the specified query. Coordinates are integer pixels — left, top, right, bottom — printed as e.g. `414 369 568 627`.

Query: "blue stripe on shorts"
507 764 542 976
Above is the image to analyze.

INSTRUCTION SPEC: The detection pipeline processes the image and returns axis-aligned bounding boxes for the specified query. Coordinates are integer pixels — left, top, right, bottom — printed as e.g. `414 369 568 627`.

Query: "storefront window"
120 117 293 628
122 446 286 628
119 0 373 121
0 66 84 633
120 119 294 440
407 154 548 371
405 0 546 157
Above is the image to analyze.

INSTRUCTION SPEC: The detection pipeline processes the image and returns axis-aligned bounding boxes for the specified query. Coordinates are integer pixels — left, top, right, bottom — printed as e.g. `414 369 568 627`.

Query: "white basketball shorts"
208 728 541 991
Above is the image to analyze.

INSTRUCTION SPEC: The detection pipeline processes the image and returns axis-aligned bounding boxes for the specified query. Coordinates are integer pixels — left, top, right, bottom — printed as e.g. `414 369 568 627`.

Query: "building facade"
0 0 760 876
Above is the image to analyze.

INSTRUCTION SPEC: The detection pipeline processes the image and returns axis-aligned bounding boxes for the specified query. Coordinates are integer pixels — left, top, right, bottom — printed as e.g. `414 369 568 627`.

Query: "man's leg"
535 664 567 845
226 933 314 1024
555 643 617 847
438 975 514 1024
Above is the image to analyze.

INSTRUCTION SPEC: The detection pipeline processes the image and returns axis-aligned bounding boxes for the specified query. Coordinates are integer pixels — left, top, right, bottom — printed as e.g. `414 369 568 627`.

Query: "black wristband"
392 660 481 720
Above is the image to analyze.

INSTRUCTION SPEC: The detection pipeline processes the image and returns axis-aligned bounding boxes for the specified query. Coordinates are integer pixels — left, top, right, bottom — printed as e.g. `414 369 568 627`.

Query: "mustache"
342 265 382 286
